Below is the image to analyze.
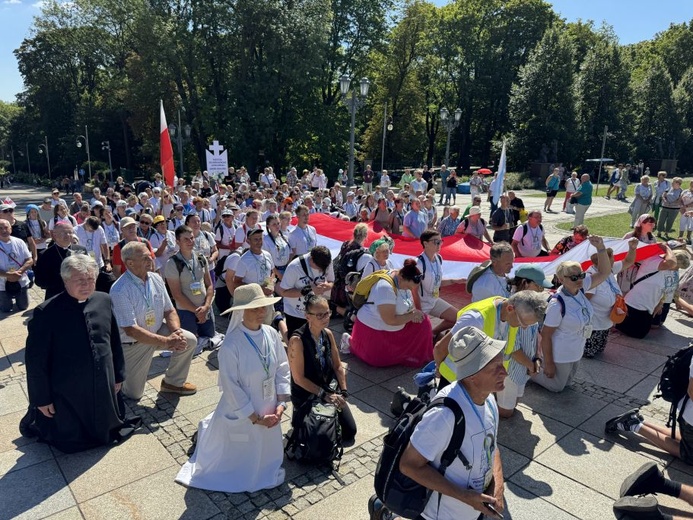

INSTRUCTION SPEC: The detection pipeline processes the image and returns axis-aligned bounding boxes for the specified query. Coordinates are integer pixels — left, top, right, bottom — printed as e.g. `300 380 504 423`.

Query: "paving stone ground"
1 183 692 519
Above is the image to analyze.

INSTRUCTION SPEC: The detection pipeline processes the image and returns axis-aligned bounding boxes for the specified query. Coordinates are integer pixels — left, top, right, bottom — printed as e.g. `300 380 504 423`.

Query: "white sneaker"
340 333 351 354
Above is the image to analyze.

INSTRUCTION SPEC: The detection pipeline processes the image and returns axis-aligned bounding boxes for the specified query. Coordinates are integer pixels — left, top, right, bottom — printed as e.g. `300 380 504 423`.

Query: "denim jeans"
0 287 29 312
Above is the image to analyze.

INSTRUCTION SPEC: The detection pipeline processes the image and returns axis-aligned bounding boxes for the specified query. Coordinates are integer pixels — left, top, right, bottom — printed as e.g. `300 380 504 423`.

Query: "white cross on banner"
205 140 228 177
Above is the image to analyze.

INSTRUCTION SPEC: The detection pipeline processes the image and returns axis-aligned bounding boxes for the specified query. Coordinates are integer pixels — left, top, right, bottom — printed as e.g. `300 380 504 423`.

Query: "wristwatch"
277 401 287 412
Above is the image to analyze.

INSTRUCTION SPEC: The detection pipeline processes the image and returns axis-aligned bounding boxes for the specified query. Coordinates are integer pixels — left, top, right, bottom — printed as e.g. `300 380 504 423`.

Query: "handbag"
605 275 627 324
610 294 628 324
569 196 579 205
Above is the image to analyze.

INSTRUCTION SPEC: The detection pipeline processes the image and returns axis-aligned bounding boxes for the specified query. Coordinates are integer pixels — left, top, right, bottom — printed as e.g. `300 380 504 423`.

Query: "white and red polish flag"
160 100 175 189
304 213 663 279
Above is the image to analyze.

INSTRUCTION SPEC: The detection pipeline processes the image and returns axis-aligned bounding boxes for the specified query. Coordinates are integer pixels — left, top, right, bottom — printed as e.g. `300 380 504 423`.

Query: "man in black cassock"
33 221 87 300
25 254 137 453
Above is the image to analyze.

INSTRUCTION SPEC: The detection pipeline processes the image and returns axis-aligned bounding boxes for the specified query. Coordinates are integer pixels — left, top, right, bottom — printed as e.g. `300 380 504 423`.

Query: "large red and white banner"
306 213 662 279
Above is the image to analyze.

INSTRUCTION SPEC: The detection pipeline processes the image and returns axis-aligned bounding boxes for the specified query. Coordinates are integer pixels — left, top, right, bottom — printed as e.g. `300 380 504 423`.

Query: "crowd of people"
1 163 692 520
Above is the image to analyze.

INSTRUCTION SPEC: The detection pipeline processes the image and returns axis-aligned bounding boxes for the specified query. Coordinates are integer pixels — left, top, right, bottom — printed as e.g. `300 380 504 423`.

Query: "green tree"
674 67 693 170
509 27 577 169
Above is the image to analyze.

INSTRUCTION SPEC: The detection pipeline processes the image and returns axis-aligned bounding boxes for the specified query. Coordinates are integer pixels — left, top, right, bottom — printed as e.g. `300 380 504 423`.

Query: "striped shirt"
507 324 539 386
111 271 174 344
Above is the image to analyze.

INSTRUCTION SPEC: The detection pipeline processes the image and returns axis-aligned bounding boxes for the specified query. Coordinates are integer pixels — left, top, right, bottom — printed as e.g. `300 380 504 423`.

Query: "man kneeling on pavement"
370 327 505 520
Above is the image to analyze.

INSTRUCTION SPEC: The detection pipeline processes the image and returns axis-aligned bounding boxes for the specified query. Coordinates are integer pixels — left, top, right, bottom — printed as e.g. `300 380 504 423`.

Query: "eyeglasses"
566 272 587 282
429 239 442 246
140 222 151 226
307 311 330 320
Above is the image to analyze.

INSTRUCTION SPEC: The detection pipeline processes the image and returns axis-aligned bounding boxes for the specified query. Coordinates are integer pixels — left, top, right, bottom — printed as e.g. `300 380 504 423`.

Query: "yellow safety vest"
440 297 517 382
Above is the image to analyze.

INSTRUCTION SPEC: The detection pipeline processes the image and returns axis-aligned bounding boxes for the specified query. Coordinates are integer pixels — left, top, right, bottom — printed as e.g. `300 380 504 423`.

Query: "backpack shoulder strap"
429 397 468 473
171 253 186 275
299 254 310 278
633 270 659 287
522 223 529 238
549 293 566 318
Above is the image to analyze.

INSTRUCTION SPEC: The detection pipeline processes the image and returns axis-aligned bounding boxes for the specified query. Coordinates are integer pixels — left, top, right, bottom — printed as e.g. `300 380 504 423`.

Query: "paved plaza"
1 184 693 519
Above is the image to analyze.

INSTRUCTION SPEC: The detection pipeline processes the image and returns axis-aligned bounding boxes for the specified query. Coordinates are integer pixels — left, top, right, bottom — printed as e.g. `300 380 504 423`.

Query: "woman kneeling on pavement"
350 258 432 367
288 294 357 443
176 284 290 492
531 236 612 393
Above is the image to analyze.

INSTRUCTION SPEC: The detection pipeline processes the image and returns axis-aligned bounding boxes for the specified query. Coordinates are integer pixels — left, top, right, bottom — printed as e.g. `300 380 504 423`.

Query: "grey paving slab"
502 481 578 520
0 381 28 416
520 384 609 427
0 440 53 477
156 385 222 416
625 374 661 403
498 405 573 459
509 462 613 520
80 466 220 520
378 368 422 394
0 409 35 454
351 384 398 418
0 459 76 520
45 507 85 520
596 342 667 375
578 403 674 464
658 466 693 515
342 371 375 394
534 429 658 499
575 358 648 393
57 432 176 502
500 447 531 480
184 403 217 428
342 396 391 449
294 472 372 520
149 357 221 393
344 357 413 384
0 354 11 376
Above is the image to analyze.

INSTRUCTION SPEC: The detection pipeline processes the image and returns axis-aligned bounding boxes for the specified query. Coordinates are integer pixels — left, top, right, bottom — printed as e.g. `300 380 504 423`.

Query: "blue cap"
26 204 39 214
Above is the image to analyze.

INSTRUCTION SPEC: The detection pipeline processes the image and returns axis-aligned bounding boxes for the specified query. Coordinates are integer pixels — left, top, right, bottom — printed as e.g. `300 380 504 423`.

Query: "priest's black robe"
34 243 88 300
25 291 127 453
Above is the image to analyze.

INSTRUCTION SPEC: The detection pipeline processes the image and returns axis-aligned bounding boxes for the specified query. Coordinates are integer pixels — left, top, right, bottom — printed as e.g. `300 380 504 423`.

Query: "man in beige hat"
370 326 506 520
111 216 155 278
456 206 492 243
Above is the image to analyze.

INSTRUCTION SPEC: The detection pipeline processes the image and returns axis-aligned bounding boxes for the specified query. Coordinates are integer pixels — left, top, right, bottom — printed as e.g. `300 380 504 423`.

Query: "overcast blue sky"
0 0 691 102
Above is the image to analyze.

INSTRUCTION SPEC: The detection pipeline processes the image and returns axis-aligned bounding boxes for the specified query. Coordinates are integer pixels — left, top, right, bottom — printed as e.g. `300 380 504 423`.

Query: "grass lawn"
556 211 682 238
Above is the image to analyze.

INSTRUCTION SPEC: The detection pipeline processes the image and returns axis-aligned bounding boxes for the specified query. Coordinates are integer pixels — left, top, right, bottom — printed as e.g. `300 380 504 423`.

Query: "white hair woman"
176 284 290 492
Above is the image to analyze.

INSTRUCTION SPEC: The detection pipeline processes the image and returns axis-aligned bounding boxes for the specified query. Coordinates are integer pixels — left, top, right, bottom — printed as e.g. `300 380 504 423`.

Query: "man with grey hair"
0 218 33 312
433 290 547 389
24 254 139 452
469 242 514 302
370 327 506 520
110 241 197 400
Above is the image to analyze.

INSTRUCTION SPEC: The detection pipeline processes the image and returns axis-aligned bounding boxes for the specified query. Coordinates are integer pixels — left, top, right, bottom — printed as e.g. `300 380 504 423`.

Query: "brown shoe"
160 381 197 396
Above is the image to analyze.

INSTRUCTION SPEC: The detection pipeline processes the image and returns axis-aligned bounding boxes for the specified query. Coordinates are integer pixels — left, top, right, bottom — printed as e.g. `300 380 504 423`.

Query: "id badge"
432 287 439 298
483 468 493 490
145 309 156 327
583 324 593 338
190 281 203 295
262 378 275 400
88 250 96 259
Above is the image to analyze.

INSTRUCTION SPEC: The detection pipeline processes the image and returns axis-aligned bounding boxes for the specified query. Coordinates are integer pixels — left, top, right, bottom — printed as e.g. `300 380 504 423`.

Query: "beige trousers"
121 323 196 400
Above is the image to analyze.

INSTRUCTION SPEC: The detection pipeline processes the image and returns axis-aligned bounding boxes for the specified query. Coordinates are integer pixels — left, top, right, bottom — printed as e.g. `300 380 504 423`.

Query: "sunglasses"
411 274 423 284
1 208 14 213
430 239 442 246
566 272 587 282
307 311 331 320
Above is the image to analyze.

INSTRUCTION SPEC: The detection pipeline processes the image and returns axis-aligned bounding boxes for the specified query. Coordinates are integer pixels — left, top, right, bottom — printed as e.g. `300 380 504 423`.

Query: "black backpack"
656 343 693 438
374 396 467 519
285 400 343 469
339 247 367 279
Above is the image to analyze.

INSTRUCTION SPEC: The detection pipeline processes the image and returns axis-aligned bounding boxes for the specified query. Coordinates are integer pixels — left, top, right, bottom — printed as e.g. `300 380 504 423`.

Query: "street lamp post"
168 108 191 180
38 137 51 179
440 107 462 167
339 75 370 187
380 104 393 173
76 125 92 182
102 141 113 182
25 142 31 177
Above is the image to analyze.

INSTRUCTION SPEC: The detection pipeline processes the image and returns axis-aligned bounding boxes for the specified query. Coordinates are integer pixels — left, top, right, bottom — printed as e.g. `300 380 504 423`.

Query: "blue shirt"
577 181 593 205
403 209 428 238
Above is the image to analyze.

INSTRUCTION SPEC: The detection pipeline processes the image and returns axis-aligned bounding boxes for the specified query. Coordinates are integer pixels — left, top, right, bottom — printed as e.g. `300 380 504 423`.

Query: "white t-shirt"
150 230 177 272
263 233 291 269
411 382 498 520
279 255 334 318
234 250 274 286
75 225 107 268
288 225 318 255
0 237 32 290
356 277 414 332
586 262 623 331
512 224 544 257
624 256 667 313
471 269 510 302
411 179 427 193
233 223 259 250
215 223 236 258
416 254 443 313
544 276 594 363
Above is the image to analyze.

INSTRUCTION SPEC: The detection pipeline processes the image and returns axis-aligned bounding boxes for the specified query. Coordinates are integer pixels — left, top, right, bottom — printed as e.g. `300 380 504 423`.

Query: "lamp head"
454 108 462 122
339 75 351 96
76 141 82 148
440 107 449 121
359 77 370 97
